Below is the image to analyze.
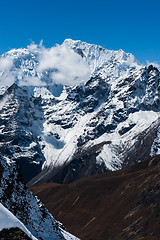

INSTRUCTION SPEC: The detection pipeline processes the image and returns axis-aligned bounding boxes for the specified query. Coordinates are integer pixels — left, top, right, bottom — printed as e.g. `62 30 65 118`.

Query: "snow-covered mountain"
0 155 79 240
63 39 141 80
0 39 160 186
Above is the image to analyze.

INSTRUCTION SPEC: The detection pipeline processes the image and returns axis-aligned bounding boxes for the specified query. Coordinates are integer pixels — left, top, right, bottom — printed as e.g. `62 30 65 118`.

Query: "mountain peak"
0 38 157 186
63 38 142 82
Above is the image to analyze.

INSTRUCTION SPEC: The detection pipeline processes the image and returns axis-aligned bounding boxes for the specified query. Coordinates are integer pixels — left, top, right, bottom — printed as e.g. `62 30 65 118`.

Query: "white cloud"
27 40 44 52
0 41 90 88
37 44 90 85
0 73 15 87
0 57 13 71
0 57 15 86
19 76 46 86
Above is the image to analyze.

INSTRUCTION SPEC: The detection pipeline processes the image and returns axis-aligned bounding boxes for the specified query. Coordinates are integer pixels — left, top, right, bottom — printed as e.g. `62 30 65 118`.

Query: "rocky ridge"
0 39 159 185
0 155 79 240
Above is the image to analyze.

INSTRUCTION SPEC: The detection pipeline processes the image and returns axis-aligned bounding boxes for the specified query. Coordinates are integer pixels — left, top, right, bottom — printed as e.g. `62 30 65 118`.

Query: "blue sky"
0 0 160 65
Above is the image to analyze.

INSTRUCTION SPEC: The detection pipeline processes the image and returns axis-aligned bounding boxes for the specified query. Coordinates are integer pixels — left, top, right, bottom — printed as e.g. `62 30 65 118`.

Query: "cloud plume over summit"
37 43 90 85
0 41 90 87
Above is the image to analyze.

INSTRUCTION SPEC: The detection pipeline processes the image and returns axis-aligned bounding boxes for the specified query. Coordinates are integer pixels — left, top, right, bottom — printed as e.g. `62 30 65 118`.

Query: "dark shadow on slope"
0 227 31 240
29 141 111 185
0 84 46 183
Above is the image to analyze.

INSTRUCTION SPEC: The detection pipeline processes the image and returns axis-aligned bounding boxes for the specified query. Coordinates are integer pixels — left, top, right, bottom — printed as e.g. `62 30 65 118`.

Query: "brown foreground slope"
31 155 160 240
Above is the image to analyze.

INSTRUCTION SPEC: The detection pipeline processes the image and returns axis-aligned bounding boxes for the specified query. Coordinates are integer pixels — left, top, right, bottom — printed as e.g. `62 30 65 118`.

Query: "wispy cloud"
27 40 44 52
0 57 13 71
37 43 90 85
0 57 15 86
146 60 160 70
0 41 90 87
19 76 46 86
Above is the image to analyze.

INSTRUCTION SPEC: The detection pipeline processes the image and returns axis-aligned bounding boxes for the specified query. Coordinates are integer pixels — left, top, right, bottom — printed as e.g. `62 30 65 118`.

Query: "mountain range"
0 39 160 239
0 39 160 184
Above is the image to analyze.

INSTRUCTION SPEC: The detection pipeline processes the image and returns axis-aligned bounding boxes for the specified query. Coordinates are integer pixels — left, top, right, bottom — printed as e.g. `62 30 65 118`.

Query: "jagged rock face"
30 65 160 184
63 39 141 80
0 156 79 240
0 39 160 185
0 84 44 183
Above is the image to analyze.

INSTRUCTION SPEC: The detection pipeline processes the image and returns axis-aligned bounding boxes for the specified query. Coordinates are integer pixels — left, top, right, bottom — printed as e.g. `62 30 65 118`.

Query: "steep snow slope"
30 65 160 184
0 203 37 240
0 39 160 185
0 155 79 240
63 39 142 81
